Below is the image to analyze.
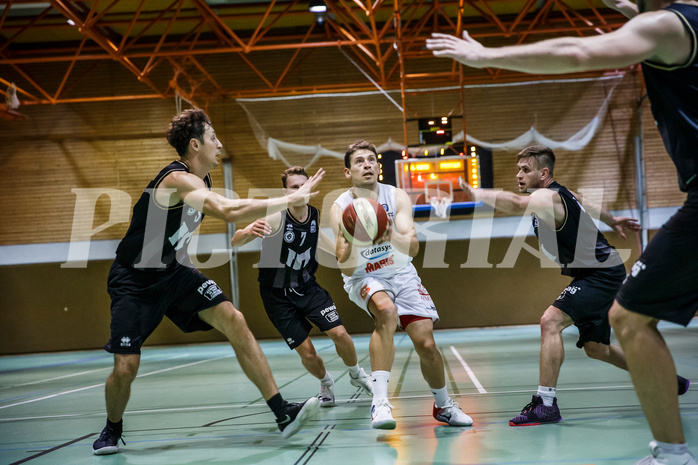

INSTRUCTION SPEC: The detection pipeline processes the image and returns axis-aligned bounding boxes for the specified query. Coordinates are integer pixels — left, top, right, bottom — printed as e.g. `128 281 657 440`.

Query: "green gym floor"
1 321 696 465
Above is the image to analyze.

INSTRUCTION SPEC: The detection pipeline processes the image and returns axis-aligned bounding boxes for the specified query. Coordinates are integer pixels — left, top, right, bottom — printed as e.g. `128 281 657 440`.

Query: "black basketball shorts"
553 264 626 348
616 189 698 325
259 281 342 350
105 260 230 354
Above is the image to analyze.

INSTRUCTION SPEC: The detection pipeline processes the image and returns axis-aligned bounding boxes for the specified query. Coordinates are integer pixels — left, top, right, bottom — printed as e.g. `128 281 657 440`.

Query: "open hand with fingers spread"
458 176 478 202
611 216 641 239
426 32 488 68
287 168 325 207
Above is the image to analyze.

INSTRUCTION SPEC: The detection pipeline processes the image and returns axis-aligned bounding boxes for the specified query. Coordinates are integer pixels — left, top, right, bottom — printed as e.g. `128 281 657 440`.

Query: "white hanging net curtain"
237 75 625 169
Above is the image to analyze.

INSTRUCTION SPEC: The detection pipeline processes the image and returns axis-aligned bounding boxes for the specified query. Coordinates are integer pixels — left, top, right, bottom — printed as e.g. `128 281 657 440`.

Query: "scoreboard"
395 150 482 205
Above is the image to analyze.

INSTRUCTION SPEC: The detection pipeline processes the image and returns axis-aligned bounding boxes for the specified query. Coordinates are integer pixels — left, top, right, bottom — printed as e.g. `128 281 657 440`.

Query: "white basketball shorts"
343 265 439 329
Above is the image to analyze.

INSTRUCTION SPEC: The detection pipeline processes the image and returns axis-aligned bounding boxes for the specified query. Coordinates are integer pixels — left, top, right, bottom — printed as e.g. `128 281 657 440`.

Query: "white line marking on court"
0 354 234 410
2 367 113 389
449 346 487 394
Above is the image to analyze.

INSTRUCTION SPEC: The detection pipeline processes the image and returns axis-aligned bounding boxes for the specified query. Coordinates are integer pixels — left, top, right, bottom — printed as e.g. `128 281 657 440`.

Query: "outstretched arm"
231 220 271 247
426 11 689 73
569 189 640 239
161 168 324 224
459 176 564 226
601 0 639 18
231 212 282 247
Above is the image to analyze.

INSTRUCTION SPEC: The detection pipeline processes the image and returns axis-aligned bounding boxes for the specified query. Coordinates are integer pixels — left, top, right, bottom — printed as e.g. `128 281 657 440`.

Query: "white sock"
537 386 556 407
372 370 390 402
654 440 690 455
347 364 361 378
321 371 333 386
430 386 450 408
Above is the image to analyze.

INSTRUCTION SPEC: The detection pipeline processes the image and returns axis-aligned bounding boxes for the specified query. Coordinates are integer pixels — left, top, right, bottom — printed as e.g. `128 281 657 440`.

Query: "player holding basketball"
231 166 373 407
92 109 323 455
457 145 688 427
329 139 473 429
428 3 698 461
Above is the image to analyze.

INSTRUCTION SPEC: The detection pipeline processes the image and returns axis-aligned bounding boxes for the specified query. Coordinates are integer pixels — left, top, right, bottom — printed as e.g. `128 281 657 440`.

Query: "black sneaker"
276 397 320 439
92 421 125 455
678 375 691 396
509 395 562 426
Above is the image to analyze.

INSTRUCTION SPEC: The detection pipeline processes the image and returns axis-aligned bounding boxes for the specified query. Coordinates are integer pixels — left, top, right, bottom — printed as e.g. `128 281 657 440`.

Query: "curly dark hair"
344 139 377 168
281 166 308 188
166 109 211 157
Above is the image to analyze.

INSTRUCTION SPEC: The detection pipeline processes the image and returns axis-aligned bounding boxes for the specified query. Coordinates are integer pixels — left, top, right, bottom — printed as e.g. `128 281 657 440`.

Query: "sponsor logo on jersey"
557 285 581 300
187 206 202 222
630 260 646 277
365 254 395 273
360 284 371 300
360 244 392 260
310 220 317 233
284 230 295 243
197 279 223 301
321 304 339 322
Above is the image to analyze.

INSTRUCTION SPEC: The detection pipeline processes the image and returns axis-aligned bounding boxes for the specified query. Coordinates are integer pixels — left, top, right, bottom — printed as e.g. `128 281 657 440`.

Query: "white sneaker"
318 382 335 407
433 399 473 426
635 441 698 465
350 368 373 396
371 399 396 430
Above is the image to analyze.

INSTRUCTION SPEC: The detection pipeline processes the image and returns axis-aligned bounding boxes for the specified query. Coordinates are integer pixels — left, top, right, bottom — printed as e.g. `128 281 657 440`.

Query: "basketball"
341 198 389 247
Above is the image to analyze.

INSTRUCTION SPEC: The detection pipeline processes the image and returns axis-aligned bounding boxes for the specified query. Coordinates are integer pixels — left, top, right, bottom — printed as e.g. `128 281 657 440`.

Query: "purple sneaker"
509 395 562 426
678 375 690 396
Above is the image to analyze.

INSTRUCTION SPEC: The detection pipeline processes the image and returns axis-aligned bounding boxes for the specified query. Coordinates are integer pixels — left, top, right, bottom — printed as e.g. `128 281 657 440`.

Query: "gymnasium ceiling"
0 0 629 114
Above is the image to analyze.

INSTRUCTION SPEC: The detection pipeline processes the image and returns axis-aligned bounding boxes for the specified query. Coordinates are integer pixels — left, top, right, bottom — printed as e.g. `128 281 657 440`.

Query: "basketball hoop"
429 196 452 219
424 180 454 220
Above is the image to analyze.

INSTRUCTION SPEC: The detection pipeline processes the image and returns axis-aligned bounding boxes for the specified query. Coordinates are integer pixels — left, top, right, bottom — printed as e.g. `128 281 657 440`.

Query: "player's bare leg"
105 354 139 423
325 326 373 396
367 291 398 372
609 302 685 444
404 319 444 389
326 325 358 366
404 318 473 426
199 302 279 400
582 341 628 369
539 306 572 387
295 337 335 406
367 291 398 429
295 338 327 379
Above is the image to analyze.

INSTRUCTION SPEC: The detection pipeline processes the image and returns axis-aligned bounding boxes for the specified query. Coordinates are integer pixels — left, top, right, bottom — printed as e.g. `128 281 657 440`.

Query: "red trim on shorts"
399 314 430 328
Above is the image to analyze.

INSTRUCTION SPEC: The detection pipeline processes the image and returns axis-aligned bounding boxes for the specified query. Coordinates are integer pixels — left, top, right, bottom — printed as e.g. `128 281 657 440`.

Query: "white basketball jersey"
334 183 414 280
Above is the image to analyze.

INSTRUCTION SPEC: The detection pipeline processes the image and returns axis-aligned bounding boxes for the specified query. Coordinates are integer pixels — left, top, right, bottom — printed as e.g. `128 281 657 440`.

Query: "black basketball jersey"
532 181 621 277
642 3 698 192
257 205 320 289
115 160 211 269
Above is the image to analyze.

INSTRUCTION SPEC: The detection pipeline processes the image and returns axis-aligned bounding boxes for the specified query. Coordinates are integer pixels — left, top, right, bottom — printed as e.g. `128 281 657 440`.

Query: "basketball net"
429 197 451 219
424 181 453 220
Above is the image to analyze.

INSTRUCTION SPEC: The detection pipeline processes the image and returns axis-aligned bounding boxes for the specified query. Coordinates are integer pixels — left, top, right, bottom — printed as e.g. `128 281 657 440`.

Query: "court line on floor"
295 424 334 465
1 384 644 422
0 353 192 403
449 346 487 394
0 354 234 410
7 433 96 465
0 355 108 376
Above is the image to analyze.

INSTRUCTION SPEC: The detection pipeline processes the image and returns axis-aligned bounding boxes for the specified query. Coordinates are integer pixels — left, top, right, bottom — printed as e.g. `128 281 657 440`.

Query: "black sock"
107 419 123 433
266 393 288 420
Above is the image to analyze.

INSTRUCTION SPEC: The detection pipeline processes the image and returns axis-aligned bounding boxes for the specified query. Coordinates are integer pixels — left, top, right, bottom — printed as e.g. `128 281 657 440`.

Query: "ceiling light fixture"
309 1 327 13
